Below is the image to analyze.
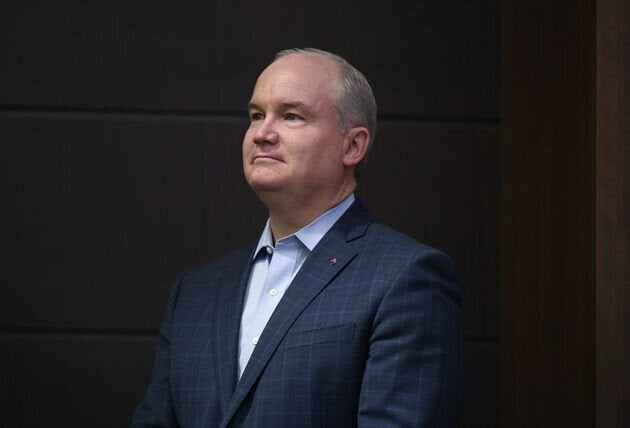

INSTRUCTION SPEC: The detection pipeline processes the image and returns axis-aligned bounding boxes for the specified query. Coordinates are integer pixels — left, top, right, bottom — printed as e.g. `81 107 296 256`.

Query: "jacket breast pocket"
285 323 355 349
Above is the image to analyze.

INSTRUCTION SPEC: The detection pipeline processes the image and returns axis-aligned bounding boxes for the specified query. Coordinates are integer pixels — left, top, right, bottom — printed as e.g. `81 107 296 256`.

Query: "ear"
342 127 370 168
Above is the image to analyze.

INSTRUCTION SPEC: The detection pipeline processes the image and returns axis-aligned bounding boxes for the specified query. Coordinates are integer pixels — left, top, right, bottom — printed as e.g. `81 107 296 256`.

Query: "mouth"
253 154 283 163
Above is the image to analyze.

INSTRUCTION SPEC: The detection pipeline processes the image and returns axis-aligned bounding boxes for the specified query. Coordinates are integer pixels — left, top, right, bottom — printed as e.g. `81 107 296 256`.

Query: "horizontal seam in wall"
0 105 500 127
0 326 157 339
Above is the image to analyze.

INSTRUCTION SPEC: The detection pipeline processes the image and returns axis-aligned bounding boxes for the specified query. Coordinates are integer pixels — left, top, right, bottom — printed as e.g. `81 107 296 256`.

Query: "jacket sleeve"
357 249 463 427
130 274 184 428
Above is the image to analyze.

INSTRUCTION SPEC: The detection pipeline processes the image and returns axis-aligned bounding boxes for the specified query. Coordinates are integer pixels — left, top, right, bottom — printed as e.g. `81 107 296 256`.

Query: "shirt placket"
242 238 297 370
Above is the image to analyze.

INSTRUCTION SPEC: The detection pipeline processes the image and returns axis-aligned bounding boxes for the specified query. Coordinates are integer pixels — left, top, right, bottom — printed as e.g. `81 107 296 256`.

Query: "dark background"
5 0 625 427
0 1 500 426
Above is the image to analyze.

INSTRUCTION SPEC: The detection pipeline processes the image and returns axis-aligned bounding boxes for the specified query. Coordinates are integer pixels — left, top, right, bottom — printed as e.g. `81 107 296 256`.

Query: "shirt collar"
252 193 355 259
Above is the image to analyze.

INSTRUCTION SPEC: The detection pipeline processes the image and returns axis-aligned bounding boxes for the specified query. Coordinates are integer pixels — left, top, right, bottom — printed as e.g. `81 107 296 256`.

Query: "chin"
247 176 285 194
246 168 285 191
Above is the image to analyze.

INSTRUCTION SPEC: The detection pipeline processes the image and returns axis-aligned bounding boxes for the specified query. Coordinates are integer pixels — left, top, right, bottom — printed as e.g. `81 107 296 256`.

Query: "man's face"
243 54 350 202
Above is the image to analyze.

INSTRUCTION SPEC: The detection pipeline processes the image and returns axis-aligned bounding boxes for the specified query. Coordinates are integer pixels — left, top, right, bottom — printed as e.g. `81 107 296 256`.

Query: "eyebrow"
247 101 313 116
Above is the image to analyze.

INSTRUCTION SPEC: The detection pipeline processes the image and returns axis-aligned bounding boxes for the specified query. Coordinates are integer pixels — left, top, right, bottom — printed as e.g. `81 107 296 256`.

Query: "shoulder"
353 221 459 295
168 244 254 301
338 201 457 281
161 243 254 314
365 222 454 265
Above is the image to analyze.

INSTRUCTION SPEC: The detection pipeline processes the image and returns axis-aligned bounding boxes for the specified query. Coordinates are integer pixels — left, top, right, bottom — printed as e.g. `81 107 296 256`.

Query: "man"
132 48 462 427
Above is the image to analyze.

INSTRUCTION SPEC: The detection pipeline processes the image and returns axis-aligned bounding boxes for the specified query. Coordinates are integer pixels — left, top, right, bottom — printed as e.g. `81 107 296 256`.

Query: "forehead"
251 54 341 105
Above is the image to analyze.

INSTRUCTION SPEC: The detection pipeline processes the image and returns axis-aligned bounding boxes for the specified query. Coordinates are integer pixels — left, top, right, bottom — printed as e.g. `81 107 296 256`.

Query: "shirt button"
269 288 278 296
252 337 258 345
266 246 273 255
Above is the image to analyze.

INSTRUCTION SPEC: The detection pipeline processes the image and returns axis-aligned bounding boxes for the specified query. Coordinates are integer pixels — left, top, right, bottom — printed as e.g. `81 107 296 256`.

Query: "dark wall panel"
501 0 595 425
596 0 630 424
463 341 500 427
0 0 499 118
0 335 154 428
0 115 265 331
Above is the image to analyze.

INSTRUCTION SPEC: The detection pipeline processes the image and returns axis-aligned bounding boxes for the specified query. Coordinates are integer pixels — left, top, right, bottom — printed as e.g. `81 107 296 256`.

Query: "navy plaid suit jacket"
132 201 462 427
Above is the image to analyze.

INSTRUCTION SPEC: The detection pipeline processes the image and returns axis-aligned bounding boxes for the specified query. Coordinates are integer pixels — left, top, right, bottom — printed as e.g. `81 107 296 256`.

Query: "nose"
253 117 279 145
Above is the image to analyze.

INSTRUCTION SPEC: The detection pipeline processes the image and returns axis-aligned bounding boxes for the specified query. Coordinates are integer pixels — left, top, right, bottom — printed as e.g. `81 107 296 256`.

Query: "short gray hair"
274 48 377 177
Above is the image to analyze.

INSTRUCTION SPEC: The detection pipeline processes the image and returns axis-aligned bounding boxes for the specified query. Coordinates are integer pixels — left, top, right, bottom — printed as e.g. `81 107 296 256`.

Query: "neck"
263 183 355 241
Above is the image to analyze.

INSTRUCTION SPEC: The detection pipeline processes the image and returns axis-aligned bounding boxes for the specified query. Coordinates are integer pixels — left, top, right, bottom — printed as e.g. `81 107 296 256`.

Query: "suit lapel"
211 244 256 417
220 202 371 427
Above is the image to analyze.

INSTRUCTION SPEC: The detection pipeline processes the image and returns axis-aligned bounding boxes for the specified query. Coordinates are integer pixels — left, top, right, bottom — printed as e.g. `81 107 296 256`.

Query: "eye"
250 112 264 121
284 112 303 121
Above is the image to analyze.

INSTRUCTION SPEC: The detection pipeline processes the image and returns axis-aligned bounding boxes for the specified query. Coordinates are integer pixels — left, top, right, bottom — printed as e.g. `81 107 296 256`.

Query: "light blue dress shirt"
238 193 355 378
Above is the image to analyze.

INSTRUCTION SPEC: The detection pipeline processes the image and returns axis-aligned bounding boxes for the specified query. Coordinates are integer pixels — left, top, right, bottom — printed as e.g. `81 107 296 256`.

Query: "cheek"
317 138 345 163
242 136 252 170
242 131 254 152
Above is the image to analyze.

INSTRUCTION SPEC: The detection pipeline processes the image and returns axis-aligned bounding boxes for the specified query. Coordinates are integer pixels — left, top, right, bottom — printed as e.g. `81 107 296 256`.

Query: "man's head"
242 48 376 210
274 48 377 175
